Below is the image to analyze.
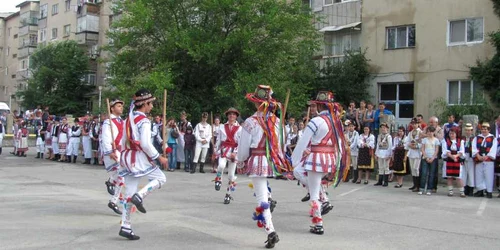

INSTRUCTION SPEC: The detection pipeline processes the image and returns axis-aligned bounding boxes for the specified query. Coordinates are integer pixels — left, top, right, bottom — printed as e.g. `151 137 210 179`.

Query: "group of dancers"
100 86 348 248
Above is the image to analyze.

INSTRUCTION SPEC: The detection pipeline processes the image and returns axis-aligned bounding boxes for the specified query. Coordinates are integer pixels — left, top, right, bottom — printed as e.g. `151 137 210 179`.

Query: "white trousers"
217 157 237 195
0 134 3 147
82 136 92 159
109 170 124 204
308 171 324 226
66 138 80 156
475 161 494 192
378 157 390 175
463 159 475 187
36 141 45 153
409 157 421 177
193 146 208 163
52 137 59 154
350 155 358 170
121 168 166 229
252 177 275 234
293 165 329 202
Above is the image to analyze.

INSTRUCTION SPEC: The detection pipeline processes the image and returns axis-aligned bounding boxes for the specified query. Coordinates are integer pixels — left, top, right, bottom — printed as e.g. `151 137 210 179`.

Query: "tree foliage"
107 0 319 121
429 96 495 123
314 50 371 105
469 0 500 109
17 40 92 115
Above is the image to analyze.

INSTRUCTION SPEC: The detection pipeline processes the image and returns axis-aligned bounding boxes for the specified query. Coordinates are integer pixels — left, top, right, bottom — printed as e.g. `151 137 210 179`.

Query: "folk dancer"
51 117 61 161
35 122 45 159
45 116 53 159
58 117 70 162
406 118 422 192
357 125 375 184
16 122 29 157
462 123 476 196
292 91 348 235
90 115 100 165
10 117 20 155
0 118 5 155
391 126 408 188
237 85 288 248
345 121 359 183
102 99 125 215
82 114 93 164
441 128 466 197
67 118 82 163
374 123 393 187
213 108 242 204
472 122 498 198
193 112 212 173
118 89 168 240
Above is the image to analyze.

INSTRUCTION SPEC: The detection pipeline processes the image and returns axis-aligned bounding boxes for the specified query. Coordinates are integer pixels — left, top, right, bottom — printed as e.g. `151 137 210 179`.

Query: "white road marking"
476 199 488 216
338 185 369 197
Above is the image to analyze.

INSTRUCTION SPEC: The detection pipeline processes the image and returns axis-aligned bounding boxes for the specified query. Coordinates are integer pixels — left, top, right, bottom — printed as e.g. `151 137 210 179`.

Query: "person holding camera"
166 118 179 172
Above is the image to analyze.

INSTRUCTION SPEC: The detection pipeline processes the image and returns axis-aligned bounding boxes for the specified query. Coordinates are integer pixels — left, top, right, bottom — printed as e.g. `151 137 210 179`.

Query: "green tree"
314 50 371 105
107 0 319 121
17 40 92 115
470 0 500 108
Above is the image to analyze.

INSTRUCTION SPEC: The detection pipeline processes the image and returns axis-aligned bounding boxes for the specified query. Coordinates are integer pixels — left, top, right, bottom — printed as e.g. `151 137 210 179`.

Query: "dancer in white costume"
213 107 242 204
292 91 348 235
118 89 168 240
102 99 125 215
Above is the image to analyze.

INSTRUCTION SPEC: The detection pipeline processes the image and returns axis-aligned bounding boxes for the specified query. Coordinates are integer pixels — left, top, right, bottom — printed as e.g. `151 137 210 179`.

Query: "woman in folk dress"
357 125 375 184
391 126 408 188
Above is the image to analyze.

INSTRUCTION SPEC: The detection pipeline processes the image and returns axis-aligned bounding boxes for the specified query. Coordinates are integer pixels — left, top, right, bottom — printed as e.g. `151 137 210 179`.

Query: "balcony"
18 47 36 58
76 32 99 45
38 18 47 29
77 1 101 17
19 25 38 37
314 0 361 30
77 15 100 33
16 69 32 81
19 34 38 49
19 11 39 27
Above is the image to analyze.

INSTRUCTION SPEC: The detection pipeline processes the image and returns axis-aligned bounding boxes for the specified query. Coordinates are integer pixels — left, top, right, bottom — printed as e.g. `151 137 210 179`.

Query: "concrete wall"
362 0 500 121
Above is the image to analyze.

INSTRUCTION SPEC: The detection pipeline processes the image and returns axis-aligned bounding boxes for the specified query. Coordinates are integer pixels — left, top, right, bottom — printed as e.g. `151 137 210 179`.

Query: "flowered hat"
309 91 335 105
133 88 156 106
245 85 274 103
110 98 124 107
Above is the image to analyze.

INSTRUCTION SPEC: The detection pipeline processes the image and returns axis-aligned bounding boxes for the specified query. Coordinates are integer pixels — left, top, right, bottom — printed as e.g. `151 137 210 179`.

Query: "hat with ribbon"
309 91 335 105
245 85 275 103
481 122 491 128
464 123 473 130
110 98 124 107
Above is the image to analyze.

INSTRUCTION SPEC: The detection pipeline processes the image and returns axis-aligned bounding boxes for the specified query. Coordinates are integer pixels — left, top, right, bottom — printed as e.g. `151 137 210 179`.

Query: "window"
51 28 58 40
324 0 350 5
7 28 10 36
83 73 97 85
448 18 483 45
11 74 16 79
325 31 361 56
13 34 18 39
447 80 484 105
85 100 93 112
13 54 17 58
379 82 414 120
386 25 415 49
40 4 48 19
39 28 47 42
6 47 9 56
52 4 59 15
64 25 71 37
65 0 71 11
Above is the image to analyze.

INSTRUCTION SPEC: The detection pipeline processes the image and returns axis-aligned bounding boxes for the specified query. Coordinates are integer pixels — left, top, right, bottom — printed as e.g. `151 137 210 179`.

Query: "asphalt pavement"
1 149 499 250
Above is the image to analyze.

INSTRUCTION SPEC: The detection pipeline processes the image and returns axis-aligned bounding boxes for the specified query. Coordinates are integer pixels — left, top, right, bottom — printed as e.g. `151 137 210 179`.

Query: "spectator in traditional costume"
441 128 466 197
406 118 422 192
16 121 29 157
67 118 81 163
472 122 498 198
35 122 45 159
357 125 375 184
462 123 476 196
193 112 212 173
58 117 70 162
345 120 359 183
392 126 408 188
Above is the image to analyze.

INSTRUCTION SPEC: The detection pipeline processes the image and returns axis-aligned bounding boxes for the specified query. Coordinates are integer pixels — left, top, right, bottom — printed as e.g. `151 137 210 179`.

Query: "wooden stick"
106 98 116 152
162 89 167 156
210 111 214 146
282 89 291 122
305 106 311 125
281 89 291 160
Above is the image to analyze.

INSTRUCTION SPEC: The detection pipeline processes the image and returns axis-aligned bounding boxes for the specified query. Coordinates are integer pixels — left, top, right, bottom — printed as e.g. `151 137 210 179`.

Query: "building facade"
362 0 500 125
0 11 20 125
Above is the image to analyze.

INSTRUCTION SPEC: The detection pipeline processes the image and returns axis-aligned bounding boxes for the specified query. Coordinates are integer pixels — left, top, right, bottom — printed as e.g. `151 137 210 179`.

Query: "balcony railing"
77 15 100 33
16 69 32 81
19 11 39 27
76 32 99 45
19 25 38 36
18 47 36 58
19 37 38 48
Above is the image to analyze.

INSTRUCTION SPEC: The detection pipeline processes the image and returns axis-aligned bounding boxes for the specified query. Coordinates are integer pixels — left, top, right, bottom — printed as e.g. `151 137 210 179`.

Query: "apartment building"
0 12 20 119
362 0 500 125
308 0 362 67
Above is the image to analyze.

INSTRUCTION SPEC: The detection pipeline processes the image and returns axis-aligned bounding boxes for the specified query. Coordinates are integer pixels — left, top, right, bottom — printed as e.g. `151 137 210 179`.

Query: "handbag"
171 129 179 139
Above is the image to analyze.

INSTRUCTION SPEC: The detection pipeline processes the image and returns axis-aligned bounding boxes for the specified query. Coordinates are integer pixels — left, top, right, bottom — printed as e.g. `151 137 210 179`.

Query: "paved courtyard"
1 150 500 250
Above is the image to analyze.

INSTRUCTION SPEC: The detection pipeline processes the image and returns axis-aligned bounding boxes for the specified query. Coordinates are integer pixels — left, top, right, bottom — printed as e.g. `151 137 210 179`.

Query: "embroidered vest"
476 135 495 155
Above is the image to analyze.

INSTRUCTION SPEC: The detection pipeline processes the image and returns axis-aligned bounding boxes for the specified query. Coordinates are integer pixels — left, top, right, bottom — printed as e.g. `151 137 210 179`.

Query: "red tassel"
256 207 264 213
312 216 323 224
257 221 264 228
